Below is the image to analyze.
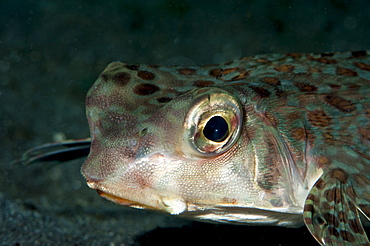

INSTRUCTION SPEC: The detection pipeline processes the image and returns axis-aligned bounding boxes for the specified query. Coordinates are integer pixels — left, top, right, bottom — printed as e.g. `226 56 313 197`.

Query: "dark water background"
1 0 370 245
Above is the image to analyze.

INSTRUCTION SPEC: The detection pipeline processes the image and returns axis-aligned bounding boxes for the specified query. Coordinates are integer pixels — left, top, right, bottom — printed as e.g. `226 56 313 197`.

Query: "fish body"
23 51 370 245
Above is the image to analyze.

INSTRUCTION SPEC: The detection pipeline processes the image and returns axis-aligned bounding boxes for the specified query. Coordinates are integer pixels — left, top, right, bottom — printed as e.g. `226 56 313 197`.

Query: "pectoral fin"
17 138 91 165
303 168 369 246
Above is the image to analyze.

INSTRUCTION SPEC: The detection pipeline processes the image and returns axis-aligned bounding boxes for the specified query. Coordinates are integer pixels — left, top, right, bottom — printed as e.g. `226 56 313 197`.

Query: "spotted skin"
22 51 370 245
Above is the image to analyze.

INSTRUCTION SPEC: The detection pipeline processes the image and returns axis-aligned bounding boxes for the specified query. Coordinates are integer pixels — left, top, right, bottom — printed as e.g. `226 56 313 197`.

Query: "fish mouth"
87 179 187 215
95 189 160 211
85 179 161 211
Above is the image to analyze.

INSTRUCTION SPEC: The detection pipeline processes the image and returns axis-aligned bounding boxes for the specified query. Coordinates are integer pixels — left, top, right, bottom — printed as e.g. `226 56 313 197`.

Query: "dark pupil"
203 116 229 142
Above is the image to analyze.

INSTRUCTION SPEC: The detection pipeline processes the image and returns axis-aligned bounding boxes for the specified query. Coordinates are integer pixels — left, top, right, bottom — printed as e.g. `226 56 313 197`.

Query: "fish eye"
182 88 243 157
203 116 229 142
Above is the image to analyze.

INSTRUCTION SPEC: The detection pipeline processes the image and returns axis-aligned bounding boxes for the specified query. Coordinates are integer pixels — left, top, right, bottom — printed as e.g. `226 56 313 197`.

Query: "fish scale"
21 51 370 245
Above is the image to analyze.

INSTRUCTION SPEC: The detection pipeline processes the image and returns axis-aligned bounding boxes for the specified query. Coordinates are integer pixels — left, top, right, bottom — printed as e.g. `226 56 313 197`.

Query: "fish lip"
86 180 188 214
96 190 159 210
85 180 159 210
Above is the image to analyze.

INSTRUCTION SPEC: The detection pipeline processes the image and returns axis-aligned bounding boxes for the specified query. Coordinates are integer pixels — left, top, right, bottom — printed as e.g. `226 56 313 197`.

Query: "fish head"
81 61 312 225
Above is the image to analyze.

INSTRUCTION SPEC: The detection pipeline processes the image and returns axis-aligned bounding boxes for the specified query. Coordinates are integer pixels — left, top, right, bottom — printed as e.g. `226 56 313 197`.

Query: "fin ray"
16 138 91 165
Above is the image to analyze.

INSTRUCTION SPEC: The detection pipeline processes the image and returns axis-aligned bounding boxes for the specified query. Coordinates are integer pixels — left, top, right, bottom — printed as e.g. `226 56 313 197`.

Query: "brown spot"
324 95 356 113
137 70 155 80
221 67 239 75
209 68 222 78
222 198 237 204
348 84 360 89
230 71 250 81
354 62 370 71
348 219 362 234
326 213 339 228
324 188 335 202
111 72 131 86
274 88 287 97
156 97 172 103
262 77 281 85
351 50 367 58
306 193 316 202
323 132 334 143
133 83 160 96
328 168 349 183
321 201 331 210
334 187 342 204
329 84 341 89
250 86 271 98
307 132 316 146
291 127 305 141
341 230 356 242
327 226 340 238
100 73 110 82
303 203 314 214
337 211 346 223
256 58 269 63
240 56 251 61
345 186 356 200
308 110 332 127
316 178 327 190
348 201 357 212
294 82 318 92
317 156 331 168
274 64 295 72
307 67 322 73
312 57 337 64
193 80 214 87
286 53 302 58
209 67 239 78
125 64 139 70
359 127 370 143
336 67 358 76
177 68 197 75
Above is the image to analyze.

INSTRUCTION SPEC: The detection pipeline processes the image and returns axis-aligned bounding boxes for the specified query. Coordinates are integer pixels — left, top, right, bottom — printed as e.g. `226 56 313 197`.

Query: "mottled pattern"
81 51 370 246
22 51 370 246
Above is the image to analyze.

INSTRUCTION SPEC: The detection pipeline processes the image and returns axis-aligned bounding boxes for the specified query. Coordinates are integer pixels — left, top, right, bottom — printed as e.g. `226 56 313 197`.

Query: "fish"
21 51 370 245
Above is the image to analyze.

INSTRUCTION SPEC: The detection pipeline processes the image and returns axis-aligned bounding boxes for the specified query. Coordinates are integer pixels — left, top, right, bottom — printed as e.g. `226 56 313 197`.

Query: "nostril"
139 127 148 137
